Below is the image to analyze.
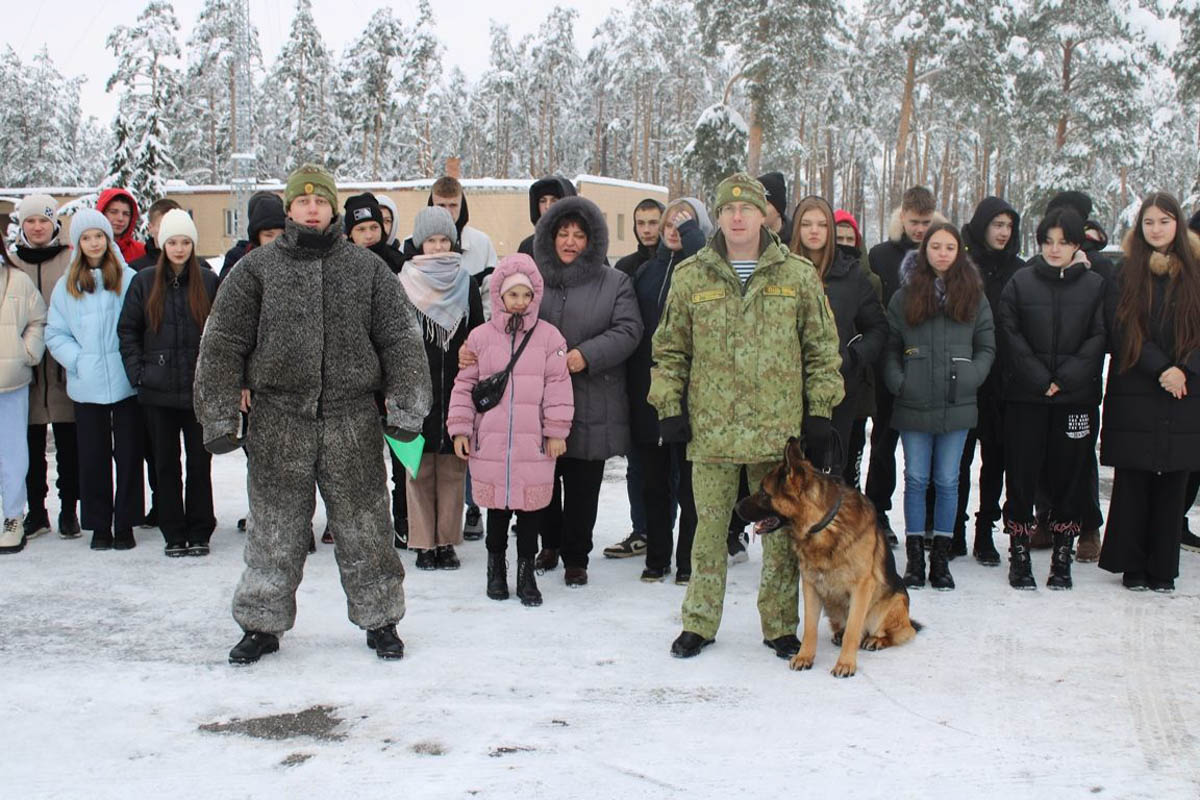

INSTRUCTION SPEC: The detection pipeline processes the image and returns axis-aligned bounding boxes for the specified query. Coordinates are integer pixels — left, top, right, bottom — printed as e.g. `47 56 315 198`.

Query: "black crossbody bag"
472 322 539 413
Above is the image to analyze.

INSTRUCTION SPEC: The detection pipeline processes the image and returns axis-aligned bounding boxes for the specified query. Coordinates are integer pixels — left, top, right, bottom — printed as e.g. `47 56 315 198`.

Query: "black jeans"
1100 468 1188 581
539 457 605 569
144 405 215 546
486 508 539 559
865 387 900 525
637 442 696 573
25 422 79 513
74 398 144 534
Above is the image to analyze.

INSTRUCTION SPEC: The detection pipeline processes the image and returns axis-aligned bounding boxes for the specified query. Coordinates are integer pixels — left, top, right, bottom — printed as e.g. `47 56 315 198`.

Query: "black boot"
515 557 543 606
928 536 955 590
1007 522 1036 590
1047 527 1075 590
229 631 279 665
487 551 509 600
972 523 1001 567
903 536 926 589
366 625 405 660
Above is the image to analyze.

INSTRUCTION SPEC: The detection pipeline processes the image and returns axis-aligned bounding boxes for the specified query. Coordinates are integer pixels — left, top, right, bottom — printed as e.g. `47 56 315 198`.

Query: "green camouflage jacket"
649 229 844 463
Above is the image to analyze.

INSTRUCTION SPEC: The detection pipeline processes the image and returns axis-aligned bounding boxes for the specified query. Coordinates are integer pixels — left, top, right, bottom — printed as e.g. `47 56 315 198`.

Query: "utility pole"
229 0 256 240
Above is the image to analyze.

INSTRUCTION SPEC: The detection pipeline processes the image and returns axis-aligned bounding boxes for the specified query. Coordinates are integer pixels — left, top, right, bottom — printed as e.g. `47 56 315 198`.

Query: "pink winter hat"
499 271 534 295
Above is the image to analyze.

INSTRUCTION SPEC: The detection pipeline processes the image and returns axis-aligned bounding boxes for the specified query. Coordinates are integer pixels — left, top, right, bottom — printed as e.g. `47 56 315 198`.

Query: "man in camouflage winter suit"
195 164 432 665
649 173 844 659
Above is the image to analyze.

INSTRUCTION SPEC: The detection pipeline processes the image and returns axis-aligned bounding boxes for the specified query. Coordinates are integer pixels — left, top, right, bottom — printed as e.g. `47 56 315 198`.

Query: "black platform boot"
928 536 955 591
1007 521 1036 590
903 536 926 589
515 557 543 606
972 522 1001 567
486 551 509 600
1046 523 1076 591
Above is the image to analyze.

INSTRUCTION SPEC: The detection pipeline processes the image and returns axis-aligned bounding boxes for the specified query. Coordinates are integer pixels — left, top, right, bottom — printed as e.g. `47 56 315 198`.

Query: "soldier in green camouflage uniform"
648 173 844 659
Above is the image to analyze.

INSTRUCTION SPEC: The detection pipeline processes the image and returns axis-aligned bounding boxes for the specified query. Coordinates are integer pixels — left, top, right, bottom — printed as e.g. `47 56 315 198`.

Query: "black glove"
802 416 833 467
205 434 243 455
658 415 691 444
386 427 420 443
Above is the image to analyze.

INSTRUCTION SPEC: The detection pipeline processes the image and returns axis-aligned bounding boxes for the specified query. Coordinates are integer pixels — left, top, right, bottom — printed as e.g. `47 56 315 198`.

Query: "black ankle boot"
1007 523 1036 590
487 551 509 600
973 524 1001 566
903 536 925 588
516 557 543 606
1047 527 1075 590
928 536 955 590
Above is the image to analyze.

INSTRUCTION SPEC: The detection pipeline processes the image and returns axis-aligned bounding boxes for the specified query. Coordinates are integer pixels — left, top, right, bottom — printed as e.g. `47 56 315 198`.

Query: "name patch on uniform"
691 289 726 303
763 285 797 297
905 347 920 356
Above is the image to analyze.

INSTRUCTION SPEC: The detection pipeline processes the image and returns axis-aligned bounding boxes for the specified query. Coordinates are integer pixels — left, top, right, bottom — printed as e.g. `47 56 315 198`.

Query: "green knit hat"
285 163 338 210
714 172 768 215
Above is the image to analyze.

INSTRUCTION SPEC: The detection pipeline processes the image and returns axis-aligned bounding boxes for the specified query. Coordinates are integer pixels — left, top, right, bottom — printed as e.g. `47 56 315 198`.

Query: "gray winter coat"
194 217 432 442
883 256 996 434
533 196 643 460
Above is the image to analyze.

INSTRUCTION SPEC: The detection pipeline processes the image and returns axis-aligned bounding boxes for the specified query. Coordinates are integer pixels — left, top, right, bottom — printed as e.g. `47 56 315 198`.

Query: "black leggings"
486 508 540 559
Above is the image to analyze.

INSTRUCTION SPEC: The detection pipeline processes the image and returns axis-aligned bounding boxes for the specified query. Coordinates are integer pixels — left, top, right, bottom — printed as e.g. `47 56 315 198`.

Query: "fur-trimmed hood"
532 195 610 288
885 206 949 244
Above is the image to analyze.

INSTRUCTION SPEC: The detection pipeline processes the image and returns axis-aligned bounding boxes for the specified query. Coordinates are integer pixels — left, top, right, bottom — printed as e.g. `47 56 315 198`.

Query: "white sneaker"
0 515 26 554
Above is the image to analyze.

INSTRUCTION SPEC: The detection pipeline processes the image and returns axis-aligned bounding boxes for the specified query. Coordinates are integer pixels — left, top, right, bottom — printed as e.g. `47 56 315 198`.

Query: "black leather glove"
658 415 691 444
802 416 833 467
386 427 420 443
205 434 243 455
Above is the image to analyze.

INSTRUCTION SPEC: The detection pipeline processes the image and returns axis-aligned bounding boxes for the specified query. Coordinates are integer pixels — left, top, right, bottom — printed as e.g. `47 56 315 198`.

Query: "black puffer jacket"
996 256 1106 406
823 245 888 406
118 265 220 409
1101 236 1200 472
416 279 485 454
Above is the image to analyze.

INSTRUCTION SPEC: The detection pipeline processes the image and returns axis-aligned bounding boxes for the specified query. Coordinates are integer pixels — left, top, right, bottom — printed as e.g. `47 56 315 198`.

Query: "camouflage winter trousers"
233 404 406 634
684 461 800 641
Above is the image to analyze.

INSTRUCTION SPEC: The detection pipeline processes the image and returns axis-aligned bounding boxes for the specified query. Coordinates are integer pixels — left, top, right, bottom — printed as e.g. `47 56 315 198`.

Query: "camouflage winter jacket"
648 229 844 464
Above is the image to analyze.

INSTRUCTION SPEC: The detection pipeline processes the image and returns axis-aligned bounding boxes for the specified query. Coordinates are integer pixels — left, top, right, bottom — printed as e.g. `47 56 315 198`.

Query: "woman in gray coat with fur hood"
530 196 643 584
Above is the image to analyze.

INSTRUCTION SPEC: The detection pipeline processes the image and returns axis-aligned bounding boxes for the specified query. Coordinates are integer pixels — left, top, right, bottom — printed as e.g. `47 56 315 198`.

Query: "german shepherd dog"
736 437 920 677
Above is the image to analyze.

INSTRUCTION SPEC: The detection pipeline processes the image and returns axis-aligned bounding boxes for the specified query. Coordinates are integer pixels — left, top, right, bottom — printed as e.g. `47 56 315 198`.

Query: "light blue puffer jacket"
45 266 138 405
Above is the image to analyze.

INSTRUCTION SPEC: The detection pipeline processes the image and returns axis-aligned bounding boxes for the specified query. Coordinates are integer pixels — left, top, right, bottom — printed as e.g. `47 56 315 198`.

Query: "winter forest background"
2 0 1199 243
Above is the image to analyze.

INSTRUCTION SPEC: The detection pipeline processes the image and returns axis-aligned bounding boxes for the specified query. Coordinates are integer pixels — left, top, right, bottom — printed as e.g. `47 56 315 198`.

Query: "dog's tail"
911 619 924 633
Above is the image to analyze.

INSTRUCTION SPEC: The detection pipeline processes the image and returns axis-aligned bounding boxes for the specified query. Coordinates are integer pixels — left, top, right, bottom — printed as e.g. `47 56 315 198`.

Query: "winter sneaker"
90 530 113 551
534 548 559 571
1007 525 1036 590
564 567 588 587
670 631 714 658
463 505 484 541
1149 577 1175 593
0 516 26 554
415 549 438 570
1181 530 1200 554
763 634 802 659
640 565 669 582
486 551 509 600
229 631 279 665
1123 572 1149 591
928 536 955 591
141 507 158 529
972 526 1002 567
23 509 51 540
321 526 334 544
1046 529 1075 590
435 545 461 570
366 625 405 660
112 529 136 550
728 531 749 565
515 557 543 606
603 532 648 559
164 542 188 558
903 536 926 589
58 510 81 539
393 517 409 550
1075 528 1101 563
187 541 211 557
674 569 691 586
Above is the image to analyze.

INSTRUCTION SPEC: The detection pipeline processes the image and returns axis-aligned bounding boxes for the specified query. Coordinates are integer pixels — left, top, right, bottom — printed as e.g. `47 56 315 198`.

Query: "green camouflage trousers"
683 461 800 640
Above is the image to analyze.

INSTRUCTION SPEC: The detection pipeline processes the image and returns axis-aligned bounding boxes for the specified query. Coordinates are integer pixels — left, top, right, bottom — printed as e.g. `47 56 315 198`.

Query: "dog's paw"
831 660 857 678
830 631 844 646
789 652 815 671
862 635 886 651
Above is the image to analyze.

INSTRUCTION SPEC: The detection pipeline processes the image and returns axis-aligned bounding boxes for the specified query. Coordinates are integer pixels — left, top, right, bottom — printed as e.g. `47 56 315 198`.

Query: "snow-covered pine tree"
394 0 445 178
1172 0 1200 200
683 103 748 204
104 114 137 191
336 9 404 180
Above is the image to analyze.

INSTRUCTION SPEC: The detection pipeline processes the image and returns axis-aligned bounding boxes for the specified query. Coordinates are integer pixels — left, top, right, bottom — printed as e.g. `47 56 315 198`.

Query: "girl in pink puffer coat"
448 254 573 606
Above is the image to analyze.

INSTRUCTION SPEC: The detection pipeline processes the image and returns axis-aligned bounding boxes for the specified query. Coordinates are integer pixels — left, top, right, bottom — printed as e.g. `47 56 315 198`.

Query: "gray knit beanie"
412 206 458 248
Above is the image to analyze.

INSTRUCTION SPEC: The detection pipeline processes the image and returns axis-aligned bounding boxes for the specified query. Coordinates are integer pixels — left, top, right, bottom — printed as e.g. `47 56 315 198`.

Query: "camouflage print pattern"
684 461 799 640
649 229 845 465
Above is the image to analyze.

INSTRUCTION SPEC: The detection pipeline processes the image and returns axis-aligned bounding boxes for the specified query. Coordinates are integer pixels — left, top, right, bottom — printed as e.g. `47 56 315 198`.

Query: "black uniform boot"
515 557 543 607
486 551 509 600
1008 523 1036 590
928 536 955 591
903 536 926 589
1047 528 1075 590
972 523 1001 567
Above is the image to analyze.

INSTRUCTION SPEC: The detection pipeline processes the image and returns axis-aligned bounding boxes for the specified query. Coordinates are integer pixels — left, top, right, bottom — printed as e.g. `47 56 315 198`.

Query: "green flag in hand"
385 433 425 479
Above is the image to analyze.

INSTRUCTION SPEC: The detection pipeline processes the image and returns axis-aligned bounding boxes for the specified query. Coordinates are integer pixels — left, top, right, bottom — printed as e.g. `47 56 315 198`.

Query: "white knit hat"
17 194 59 223
156 208 198 248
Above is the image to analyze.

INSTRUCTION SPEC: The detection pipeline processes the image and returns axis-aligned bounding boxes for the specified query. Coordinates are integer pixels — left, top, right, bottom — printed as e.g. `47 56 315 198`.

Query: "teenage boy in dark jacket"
517 176 576 257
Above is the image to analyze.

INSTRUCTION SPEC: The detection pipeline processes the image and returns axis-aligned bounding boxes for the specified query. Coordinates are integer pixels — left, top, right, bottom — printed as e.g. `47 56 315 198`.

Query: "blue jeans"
900 429 969 538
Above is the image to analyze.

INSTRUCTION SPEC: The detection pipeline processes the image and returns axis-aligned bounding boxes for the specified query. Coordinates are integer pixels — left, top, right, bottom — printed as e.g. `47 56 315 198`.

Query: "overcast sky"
5 0 621 121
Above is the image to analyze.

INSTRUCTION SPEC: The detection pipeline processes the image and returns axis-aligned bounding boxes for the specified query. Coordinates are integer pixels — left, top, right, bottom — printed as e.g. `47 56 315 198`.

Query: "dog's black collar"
807 491 844 536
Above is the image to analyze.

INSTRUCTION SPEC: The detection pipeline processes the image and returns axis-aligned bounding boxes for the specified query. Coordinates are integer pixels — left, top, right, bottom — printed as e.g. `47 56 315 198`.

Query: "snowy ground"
4 444 1200 800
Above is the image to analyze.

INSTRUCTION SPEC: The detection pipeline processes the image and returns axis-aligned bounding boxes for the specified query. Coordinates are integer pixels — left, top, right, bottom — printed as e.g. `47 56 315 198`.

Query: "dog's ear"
785 437 806 474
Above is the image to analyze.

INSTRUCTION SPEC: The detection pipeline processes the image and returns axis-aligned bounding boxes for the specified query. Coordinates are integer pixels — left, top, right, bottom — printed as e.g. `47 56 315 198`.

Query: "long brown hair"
1115 192 1200 372
66 239 124 299
790 196 837 279
904 222 983 326
146 246 212 333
